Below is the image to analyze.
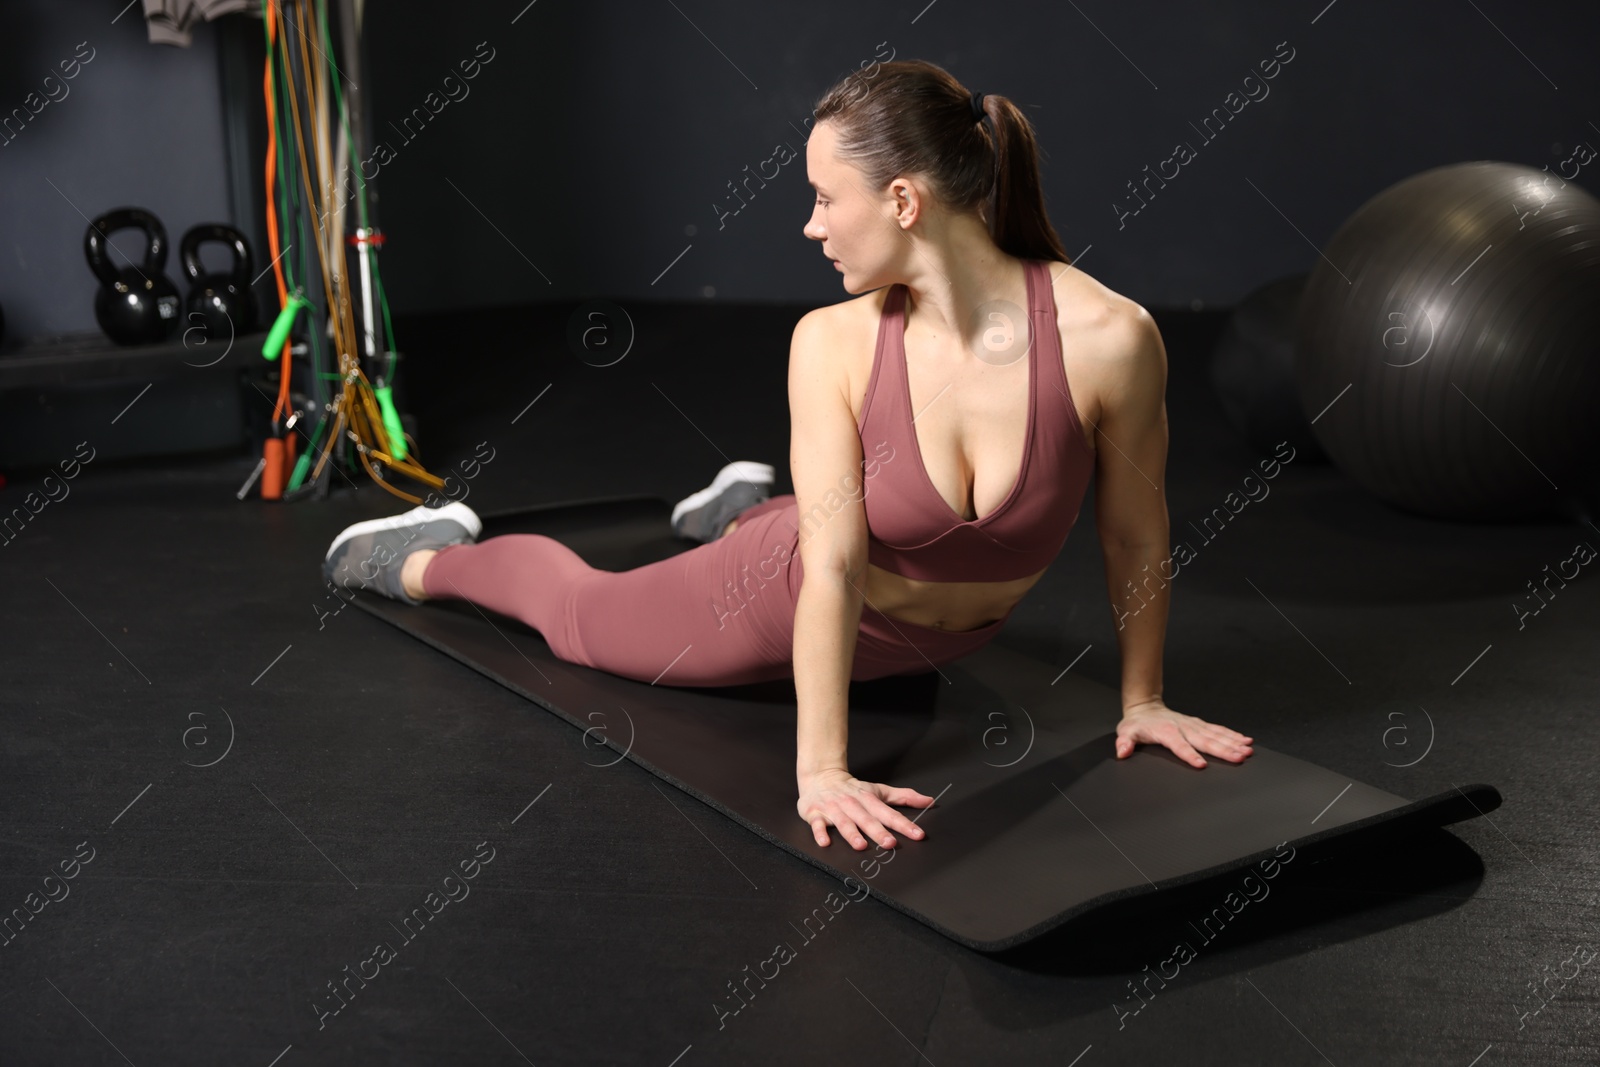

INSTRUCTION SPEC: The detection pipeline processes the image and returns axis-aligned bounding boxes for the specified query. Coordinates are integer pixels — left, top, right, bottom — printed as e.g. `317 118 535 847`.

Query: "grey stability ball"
1293 160 1600 521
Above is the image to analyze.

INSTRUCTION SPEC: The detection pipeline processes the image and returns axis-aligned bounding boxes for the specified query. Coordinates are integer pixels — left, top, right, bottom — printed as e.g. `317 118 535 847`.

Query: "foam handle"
375 385 408 462
261 294 309 361
260 438 286 499
288 450 313 492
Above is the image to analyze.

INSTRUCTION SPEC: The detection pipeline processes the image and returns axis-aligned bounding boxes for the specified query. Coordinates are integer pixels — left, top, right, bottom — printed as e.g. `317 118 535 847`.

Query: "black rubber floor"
1 302 1595 1065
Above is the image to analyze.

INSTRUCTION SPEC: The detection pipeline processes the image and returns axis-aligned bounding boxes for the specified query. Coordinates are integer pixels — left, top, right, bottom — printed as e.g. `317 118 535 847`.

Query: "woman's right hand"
796 768 934 850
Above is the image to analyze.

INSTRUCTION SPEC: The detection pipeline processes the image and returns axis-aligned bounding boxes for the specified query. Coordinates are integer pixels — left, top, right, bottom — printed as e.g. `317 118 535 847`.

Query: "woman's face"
803 121 900 293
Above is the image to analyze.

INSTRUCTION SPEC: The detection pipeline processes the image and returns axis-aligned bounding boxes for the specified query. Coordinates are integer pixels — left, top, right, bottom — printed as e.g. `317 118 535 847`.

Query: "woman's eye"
815 198 829 207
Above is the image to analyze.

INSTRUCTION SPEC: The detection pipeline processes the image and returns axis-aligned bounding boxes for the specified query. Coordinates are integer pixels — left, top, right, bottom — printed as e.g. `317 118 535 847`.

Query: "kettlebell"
180 223 258 340
84 207 181 346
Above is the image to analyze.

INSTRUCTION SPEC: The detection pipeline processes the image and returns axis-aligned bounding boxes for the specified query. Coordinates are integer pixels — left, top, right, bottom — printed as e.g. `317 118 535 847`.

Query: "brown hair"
810 59 1071 265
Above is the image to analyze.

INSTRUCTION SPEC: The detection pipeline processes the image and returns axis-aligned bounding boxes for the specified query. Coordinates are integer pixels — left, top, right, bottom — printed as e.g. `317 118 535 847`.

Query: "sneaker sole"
323 500 483 563
671 461 776 526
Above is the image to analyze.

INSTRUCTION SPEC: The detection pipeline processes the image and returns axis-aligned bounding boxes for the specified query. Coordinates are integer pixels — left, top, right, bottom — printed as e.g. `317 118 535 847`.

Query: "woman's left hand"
1115 699 1253 768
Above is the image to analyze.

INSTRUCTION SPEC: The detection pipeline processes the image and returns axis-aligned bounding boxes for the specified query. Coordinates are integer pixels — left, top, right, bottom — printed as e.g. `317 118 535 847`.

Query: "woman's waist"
859 560 1044 632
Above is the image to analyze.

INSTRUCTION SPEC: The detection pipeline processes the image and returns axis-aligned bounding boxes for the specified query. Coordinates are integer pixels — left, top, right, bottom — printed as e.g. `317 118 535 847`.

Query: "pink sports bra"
855 258 1095 583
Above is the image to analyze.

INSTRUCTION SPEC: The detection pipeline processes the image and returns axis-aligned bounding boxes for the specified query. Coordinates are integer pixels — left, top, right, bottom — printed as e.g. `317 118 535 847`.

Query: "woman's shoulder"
1043 258 1155 360
1040 259 1163 441
1040 259 1141 327
796 287 894 370
801 285 894 337
792 289 896 430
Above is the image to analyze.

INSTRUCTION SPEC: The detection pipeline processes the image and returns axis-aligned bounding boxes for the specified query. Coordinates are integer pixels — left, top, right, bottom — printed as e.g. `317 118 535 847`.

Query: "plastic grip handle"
375 385 407 462
262 294 310 360
261 437 286 499
288 449 313 493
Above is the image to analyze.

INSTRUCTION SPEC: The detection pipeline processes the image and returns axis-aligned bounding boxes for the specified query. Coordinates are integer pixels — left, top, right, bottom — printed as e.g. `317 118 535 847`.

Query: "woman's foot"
671 460 774 543
322 501 481 605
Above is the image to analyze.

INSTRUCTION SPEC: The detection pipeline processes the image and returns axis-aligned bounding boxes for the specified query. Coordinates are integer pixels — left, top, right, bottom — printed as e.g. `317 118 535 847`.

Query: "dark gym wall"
0 0 244 344
2 2 1597 338
363 0 1600 314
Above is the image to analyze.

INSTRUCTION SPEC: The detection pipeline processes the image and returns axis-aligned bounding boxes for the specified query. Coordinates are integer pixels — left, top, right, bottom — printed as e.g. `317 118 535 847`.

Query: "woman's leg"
716 490 797 539
410 494 1002 688
418 510 801 687
401 549 438 599
721 494 793 531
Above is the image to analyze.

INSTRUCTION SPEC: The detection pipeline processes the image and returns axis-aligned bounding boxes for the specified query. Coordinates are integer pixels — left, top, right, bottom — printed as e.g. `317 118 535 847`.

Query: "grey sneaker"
322 500 482 605
671 461 775 542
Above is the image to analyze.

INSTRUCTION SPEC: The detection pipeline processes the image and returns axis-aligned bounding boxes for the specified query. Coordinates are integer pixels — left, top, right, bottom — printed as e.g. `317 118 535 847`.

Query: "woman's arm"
1101 543 1171 710
1089 307 1172 713
787 309 867 776
791 571 862 778
786 310 933 847
1091 306 1254 768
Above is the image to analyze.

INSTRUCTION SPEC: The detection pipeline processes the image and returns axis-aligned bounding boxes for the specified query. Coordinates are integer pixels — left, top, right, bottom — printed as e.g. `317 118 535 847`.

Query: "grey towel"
141 0 261 48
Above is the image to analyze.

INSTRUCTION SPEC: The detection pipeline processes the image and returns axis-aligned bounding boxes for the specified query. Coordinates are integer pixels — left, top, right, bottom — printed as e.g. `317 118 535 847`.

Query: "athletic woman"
323 60 1254 855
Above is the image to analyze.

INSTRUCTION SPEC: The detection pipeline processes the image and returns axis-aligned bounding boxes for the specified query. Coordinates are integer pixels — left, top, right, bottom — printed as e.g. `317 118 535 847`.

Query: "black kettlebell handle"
85 207 169 287
180 223 254 285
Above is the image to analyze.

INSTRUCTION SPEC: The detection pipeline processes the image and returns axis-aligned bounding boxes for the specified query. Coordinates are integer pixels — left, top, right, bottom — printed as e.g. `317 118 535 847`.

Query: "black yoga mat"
352 495 1503 952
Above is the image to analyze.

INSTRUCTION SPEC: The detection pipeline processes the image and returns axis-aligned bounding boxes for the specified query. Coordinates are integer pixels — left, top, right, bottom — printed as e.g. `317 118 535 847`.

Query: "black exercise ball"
1294 160 1600 521
1209 273 1327 463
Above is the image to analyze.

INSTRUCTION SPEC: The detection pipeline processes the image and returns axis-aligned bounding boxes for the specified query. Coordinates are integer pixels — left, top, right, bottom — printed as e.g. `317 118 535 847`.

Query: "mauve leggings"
420 495 1009 688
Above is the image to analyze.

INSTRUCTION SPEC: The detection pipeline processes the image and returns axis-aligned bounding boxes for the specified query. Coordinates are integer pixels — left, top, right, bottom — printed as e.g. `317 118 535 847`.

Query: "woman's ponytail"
813 60 1072 265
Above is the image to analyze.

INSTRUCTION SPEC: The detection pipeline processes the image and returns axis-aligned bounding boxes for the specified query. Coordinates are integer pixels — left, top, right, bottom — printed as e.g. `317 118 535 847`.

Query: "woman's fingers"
1196 724 1253 759
867 796 927 841
840 796 897 850
869 786 932 841
858 787 932 845
820 800 872 851
837 822 870 850
1116 711 1256 768
802 781 935 851
835 797 914 851
1201 722 1253 745
880 785 936 808
1203 726 1254 758
1164 717 1250 761
1153 722 1207 767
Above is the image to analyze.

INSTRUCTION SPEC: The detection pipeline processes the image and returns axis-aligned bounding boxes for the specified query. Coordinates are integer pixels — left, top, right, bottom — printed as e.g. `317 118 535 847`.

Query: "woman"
322 60 1253 855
